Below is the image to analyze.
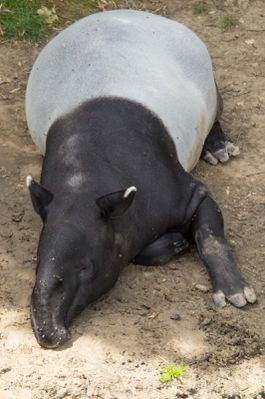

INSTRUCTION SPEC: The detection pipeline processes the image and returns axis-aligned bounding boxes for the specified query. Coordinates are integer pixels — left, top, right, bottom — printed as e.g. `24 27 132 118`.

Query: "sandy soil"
0 0 265 398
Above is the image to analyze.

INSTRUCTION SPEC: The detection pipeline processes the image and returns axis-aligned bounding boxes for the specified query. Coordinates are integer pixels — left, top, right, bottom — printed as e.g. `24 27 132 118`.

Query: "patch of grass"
222 14 238 29
0 0 50 41
160 362 188 383
0 0 107 41
192 3 208 15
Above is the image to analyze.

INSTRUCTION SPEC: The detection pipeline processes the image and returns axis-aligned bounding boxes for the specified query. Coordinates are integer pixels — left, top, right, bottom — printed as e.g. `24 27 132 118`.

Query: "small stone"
147 312 158 319
170 314 181 321
200 317 212 326
229 239 236 247
195 284 209 292
245 39 255 45
0 367 11 374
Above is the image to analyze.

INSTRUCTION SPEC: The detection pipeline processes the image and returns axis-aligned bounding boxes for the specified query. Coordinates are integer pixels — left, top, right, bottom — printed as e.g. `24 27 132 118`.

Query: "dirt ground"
0 0 265 398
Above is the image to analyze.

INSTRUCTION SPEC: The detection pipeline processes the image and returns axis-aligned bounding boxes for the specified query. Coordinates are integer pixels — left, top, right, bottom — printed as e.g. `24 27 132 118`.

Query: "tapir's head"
27 176 136 348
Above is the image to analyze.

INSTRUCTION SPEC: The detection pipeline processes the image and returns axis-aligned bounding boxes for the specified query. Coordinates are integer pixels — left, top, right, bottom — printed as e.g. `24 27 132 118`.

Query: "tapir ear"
96 186 137 218
26 175 53 220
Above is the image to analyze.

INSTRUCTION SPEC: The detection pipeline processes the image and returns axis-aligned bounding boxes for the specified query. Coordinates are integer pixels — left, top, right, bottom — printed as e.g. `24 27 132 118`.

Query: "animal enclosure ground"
0 0 265 398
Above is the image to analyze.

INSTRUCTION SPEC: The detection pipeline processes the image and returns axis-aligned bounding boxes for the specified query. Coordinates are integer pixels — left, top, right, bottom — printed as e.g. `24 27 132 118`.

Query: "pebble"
194 284 209 292
170 314 181 321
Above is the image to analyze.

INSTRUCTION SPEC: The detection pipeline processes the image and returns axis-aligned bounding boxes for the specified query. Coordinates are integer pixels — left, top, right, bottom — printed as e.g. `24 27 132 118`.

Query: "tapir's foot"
201 121 240 165
132 231 190 266
205 245 256 308
213 269 256 308
205 246 257 309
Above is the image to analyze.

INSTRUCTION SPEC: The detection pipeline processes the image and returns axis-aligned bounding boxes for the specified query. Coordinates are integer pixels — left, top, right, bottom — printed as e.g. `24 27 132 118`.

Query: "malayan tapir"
25 9 256 348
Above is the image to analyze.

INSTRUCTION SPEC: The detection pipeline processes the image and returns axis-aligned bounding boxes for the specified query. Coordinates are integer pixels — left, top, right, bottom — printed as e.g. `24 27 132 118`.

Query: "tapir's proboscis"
26 10 256 348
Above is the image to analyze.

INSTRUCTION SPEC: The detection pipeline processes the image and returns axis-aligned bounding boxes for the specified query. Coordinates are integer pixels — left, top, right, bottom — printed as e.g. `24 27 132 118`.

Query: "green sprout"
160 362 188 383
222 14 238 29
192 3 208 15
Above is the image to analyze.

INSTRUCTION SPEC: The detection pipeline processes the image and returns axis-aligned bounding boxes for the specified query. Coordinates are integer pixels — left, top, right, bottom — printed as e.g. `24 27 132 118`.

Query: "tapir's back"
26 9 217 171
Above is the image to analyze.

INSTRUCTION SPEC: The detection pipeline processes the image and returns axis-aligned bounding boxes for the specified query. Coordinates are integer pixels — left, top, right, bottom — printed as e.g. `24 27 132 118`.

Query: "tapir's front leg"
190 195 256 307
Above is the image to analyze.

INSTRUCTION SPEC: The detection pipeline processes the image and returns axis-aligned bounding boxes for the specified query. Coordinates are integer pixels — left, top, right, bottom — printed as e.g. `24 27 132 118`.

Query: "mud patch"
198 315 264 367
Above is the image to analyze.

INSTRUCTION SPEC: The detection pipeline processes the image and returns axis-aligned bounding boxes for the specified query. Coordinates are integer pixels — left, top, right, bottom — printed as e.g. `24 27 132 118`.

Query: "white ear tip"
123 186 137 198
26 175 33 187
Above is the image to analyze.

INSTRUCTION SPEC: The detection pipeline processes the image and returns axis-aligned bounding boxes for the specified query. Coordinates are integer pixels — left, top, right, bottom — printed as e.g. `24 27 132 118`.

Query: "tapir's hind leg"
132 232 190 266
201 84 240 165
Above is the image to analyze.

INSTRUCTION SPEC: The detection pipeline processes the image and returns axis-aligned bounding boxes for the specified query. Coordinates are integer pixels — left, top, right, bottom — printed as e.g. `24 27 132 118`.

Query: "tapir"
25 9 256 348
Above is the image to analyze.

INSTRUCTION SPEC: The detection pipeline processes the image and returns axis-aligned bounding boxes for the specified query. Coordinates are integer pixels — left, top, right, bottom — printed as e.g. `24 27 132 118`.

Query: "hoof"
203 140 240 165
213 286 256 308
